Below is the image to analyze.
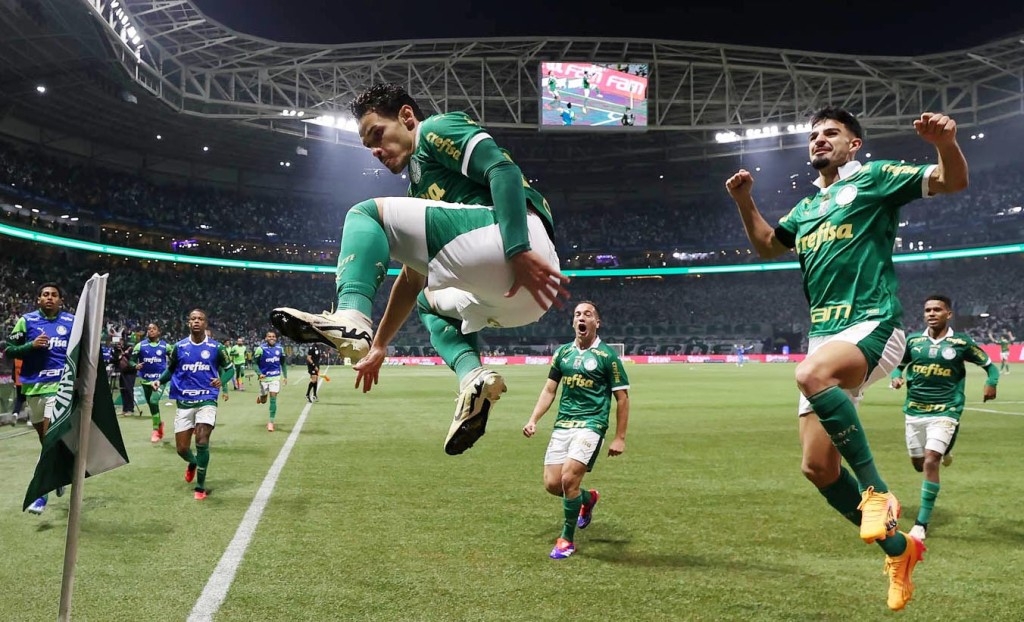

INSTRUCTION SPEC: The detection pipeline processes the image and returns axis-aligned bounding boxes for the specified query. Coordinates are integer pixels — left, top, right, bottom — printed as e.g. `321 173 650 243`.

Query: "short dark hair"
810 105 864 139
36 282 63 298
924 295 953 310
349 83 425 122
576 300 600 320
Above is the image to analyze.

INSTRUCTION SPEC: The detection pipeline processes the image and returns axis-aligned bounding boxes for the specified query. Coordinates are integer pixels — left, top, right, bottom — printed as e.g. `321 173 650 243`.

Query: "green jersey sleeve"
418 113 492 181
864 160 935 210
605 348 630 391
548 344 567 383
774 203 803 248
217 345 233 369
419 113 531 257
4 317 35 358
962 334 996 388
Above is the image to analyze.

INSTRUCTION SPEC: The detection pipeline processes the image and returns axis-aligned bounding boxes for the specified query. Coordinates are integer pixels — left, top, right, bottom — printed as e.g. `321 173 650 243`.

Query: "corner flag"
23 274 129 510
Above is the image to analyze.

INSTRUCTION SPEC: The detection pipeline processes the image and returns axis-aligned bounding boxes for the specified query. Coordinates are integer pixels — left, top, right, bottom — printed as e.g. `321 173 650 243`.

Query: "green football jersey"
776 160 935 336
229 344 247 366
898 329 992 419
548 339 629 436
999 337 1011 353
407 112 553 233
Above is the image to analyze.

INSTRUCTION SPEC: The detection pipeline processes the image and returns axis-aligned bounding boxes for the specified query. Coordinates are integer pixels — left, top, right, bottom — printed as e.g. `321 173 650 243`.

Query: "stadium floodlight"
36 85 46 94
715 122 812 144
306 115 359 133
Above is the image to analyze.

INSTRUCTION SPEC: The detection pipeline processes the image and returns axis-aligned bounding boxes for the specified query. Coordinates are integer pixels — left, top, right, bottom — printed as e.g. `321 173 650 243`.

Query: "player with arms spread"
726 106 969 611
272 83 568 456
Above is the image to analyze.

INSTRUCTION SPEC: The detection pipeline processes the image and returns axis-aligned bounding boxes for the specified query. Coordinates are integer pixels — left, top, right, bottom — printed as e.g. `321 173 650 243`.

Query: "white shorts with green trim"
798 320 905 416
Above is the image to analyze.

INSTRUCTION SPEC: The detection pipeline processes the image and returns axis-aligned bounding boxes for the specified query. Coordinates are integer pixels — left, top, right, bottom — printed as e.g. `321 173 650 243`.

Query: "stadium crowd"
3 138 1023 271
1 134 1021 359
2 238 1020 360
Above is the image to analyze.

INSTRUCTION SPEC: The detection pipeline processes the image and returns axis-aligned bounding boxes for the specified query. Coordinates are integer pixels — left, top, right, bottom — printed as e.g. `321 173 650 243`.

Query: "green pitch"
1 363 1022 621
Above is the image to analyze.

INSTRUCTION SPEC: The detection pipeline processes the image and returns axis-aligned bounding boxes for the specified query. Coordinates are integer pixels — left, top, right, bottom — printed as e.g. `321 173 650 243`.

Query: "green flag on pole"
23 274 129 511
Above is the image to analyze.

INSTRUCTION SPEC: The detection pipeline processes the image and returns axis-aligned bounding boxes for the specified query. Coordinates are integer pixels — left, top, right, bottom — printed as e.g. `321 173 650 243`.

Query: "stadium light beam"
1 223 1021 278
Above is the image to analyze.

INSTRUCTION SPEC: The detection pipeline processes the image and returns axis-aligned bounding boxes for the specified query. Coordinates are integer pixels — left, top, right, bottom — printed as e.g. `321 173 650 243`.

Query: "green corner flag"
23 274 130 511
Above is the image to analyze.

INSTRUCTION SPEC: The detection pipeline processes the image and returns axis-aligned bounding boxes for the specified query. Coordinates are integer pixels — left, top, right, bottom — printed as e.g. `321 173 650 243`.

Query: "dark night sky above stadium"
192 0 1024 55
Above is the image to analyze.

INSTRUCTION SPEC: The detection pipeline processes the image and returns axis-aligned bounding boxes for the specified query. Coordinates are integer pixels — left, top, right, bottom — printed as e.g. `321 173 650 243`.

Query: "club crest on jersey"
410 158 422 184
201 350 211 360
942 347 957 360
157 350 163 356
584 357 598 371
835 184 858 206
57 325 68 335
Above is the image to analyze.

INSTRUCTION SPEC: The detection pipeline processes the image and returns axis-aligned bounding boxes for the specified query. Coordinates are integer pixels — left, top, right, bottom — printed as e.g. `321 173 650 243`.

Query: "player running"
254 330 287 432
131 322 171 443
890 295 998 541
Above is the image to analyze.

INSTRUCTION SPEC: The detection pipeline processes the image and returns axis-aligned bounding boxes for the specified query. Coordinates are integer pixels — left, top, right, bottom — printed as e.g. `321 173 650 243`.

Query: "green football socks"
878 531 907 557
195 444 210 490
335 199 389 317
917 480 940 526
561 493 583 542
808 386 888 492
178 448 196 465
416 291 481 383
818 466 863 527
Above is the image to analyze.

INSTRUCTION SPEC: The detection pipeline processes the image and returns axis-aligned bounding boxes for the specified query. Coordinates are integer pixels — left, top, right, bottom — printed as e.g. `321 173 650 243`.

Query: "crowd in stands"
2 238 1020 361
1 133 1021 359
3 137 1023 271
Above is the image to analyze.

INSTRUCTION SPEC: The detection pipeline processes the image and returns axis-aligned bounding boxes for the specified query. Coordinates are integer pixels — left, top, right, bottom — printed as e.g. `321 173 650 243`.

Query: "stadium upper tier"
2 138 1022 269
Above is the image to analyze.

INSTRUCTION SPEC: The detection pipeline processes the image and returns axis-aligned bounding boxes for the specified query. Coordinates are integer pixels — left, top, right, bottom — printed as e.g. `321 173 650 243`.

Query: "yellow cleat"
884 533 925 611
857 486 901 544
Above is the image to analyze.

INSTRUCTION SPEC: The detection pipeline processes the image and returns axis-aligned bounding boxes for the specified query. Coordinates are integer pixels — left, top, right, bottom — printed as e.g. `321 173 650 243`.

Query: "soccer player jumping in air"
272 83 569 456
726 106 968 610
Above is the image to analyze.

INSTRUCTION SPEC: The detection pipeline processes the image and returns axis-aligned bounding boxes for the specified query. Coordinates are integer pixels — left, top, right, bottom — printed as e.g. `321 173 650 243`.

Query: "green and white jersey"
999 337 1012 353
896 328 994 419
407 112 553 235
776 160 935 337
548 338 629 436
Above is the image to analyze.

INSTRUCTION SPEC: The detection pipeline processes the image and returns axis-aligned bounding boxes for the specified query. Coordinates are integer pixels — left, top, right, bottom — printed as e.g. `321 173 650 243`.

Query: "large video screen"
539 62 649 130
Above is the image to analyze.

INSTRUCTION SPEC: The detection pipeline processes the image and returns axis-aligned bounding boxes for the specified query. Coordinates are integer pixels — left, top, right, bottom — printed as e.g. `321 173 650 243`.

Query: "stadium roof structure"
2 0 1024 177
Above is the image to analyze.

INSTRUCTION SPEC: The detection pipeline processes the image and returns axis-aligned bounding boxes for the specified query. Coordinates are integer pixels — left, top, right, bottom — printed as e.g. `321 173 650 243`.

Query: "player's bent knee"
801 458 838 487
348 198 384 224
794 360 836 396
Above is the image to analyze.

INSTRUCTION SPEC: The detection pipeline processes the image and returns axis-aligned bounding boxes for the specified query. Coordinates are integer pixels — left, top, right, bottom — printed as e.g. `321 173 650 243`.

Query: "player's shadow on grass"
922 509 1024 544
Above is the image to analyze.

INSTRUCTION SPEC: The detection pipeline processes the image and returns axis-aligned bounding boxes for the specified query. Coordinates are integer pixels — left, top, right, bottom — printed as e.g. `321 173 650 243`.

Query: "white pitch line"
964 406 1024 417
188 373 325 621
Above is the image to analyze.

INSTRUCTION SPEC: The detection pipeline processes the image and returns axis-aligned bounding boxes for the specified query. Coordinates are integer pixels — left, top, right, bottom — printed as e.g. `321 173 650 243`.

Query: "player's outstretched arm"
607 389 629 456
353 265 424 393
914 112 968 195
523 379 559 437
725 169 790 259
